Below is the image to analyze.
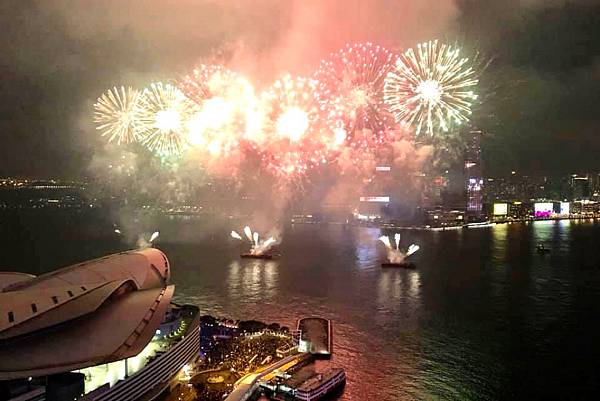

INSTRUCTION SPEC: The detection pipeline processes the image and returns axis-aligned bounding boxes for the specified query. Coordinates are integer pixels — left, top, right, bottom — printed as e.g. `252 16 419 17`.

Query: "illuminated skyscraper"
465 130 484 219
570 174 591 200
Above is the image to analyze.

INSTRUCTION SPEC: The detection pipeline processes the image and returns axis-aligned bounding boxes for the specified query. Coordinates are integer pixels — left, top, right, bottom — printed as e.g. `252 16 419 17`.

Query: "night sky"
0 0 598 178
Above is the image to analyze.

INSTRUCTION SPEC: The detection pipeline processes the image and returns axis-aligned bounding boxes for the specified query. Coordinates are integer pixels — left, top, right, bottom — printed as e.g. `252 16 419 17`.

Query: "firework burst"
179 64 239 104
315 43 397 149
179 65 263 157
93 86 142 145
135 82 198 158
383 40 479 137
258 75 338 177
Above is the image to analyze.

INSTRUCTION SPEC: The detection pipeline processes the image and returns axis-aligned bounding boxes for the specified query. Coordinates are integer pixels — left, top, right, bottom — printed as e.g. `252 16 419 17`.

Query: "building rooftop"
0 248 173 380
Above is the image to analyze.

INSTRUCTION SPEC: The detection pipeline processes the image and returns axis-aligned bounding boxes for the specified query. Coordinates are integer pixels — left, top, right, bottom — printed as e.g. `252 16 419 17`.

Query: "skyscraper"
570 174 591 200
465 130 484 219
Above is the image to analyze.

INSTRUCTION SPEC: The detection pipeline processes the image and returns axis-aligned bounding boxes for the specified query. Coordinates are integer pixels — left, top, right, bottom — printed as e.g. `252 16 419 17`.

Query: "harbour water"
3 213 600 400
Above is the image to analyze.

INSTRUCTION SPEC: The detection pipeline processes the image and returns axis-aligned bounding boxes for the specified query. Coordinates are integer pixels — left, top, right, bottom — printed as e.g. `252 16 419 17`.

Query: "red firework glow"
314 43 397 150
178 64 240 105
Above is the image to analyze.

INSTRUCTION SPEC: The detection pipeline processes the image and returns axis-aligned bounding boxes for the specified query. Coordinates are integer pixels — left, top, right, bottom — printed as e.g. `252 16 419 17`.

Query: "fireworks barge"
240 252 280 260
381 261 416 268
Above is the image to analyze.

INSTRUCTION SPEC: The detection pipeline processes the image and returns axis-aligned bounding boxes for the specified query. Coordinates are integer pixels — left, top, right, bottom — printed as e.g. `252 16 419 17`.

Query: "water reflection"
377 270 421 304
355 227 380 269
226 259 279 301
532 219 555 246
490 223 508 263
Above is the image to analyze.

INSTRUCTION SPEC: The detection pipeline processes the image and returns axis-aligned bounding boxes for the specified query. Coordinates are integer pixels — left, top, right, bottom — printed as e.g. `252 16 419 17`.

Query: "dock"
296 317 332 358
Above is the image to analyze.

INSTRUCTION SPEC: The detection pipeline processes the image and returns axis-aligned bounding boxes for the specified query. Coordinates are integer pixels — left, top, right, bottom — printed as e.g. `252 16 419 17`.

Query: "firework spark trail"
253 232 259 247
135 82 198 158
257 75 339 177
315 43 397 149
378 235 392 249
406 244 420 257
383 40 478 137
243 226 253 242
149 231 160 243
394 233 401 250
231 231 243 240
94 86 142 144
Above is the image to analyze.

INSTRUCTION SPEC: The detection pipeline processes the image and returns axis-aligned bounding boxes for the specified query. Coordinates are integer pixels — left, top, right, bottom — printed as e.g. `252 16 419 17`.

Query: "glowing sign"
493 203 508 216
375 166 391 171
359 196 390 203
560 202 570 215
534 202 553 217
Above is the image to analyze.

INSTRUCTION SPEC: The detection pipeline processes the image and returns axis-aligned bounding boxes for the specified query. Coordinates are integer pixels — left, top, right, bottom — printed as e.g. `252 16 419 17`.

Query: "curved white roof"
0 248 174 380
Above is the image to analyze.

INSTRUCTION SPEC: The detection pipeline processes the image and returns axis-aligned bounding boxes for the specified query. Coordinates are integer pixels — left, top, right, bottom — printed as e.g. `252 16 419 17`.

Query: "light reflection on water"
226 260 279 301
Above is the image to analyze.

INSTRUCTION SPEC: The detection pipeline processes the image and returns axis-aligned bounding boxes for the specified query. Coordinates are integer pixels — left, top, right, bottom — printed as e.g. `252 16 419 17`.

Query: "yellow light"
276 107 309 141
333 127 347 146
201 97 233 129
155 108 181 131
416 79 442 103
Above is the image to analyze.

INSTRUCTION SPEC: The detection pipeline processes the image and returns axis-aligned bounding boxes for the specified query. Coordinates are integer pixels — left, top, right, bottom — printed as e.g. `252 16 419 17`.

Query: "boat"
536 244 551 254
381 261 415 268
294 368 346 401
240 253 276 260
465 221 496 228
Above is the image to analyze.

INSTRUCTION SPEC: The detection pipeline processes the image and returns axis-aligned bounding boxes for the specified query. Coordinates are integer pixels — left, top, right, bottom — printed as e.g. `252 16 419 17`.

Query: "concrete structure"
297 318 331 357
0 248 174 380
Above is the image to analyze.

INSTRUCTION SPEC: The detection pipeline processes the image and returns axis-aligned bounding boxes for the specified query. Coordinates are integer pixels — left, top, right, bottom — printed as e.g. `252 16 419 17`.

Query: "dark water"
3 213 600 400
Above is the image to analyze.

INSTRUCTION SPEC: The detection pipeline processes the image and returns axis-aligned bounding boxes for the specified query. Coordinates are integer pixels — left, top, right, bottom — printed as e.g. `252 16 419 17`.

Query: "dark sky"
0 0 598 179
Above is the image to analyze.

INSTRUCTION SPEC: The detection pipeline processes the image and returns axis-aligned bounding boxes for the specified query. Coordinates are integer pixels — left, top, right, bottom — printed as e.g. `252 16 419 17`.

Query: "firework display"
94 86 142 145
314 43 396 149
383 40 478 137
92 39 482 178
135 82 198 158
379 233 420 264
232 226 277 256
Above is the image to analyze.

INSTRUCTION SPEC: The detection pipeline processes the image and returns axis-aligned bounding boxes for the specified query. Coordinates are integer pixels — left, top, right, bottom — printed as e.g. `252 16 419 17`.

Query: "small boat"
536 244 551 254
240 253 275 260
381 261 415 268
